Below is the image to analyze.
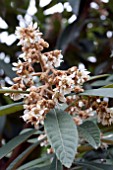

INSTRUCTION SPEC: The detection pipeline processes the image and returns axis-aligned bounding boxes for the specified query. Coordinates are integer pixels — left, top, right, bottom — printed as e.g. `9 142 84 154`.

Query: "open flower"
42 50 63 69
54 53 63 68
12 60 34 76
76 69 90 84
52 90 66 103
15 22 42 47
22 98 54 127
3 85 25 101
54 74 75 95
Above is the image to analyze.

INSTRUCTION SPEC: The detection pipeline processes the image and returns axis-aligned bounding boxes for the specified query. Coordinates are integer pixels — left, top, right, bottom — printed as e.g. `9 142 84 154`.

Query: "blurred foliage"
1 0 113 169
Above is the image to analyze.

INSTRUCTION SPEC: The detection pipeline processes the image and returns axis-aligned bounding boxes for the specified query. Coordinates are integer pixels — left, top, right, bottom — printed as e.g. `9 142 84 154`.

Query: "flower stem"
0 89 29 94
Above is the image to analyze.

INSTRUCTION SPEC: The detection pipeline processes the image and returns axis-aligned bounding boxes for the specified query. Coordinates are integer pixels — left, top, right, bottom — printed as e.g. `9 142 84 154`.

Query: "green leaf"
49 155 63 170
0 116 6 134
58 103 68 111
78 121 100 149
0 102 23 116
90 162 113 170
75 161 113 170
75 162 103 170
27 137 42 143
0 129 36 159
44 109 78 168
108 0 113 12
26 166 50 170
7 143 39 170
88 74 110 82
102 84 113 88
69 0 81 15
17 154 53 170
91 80 111 87
80 88 113 98
106 75 113 81
7 137 47 170
56 21 85 53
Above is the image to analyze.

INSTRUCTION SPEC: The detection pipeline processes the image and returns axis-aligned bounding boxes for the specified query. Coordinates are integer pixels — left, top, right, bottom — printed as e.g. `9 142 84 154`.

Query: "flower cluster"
66 95 113 126
4 22 91 128
97 101 113 125
65 96 99 125
3 21 113 154
5 22 113 129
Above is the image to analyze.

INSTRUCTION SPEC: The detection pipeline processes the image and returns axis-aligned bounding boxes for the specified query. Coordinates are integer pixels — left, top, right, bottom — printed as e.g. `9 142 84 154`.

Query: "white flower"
58 75 74 94
42 53 63 69
78 101 84 108
41 54 48 62
54 54 63 67
22 110 32 122
38 134 48 147
52 90 66 103
12 60 23 72
22 108 44 126
80 69 90 75
15 22 42 47
109 108 113 124
77 69 90 84
2 86 25 101
3 87 24 101
11 93 24 101
19 53 26 61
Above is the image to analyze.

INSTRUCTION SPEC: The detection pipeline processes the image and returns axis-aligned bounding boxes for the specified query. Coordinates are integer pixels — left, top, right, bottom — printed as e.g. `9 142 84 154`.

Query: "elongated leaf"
90 162 113 170
7 143 38 170
44 109 78 168
106 75 113 81
17 154 53 170
75 162 103 170
80 88 113 98
0 129 36 159
69 0 81 15
27 137 42 143
91 80 111 87
108 0 113 12
20 128 35 135
102 84 113 88
75 161 113 170
7 136 47 170
0 116 6 134
78 121 100 149
56 21 85 53
27 166 50 170
49 155 63 170
88 74 110 82
0 102 23 116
